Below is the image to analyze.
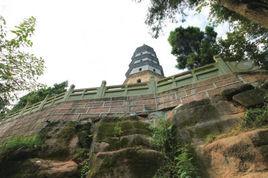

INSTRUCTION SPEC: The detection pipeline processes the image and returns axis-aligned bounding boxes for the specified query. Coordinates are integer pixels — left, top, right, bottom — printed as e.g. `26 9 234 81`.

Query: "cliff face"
201 128 268 178
168 80 268 178
0 79 267 178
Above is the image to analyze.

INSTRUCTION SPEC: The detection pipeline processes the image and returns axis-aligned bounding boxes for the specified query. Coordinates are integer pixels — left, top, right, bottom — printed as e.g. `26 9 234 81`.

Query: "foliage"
168 24 267 69
11 81 68 112
151 118 200 177
137 0 268 37
57 121 77 143
136 0 268 68
0 16 44 113
150 118 173 152
0 135 42 154
80 161 90 178
175 145 199 178
113 123 123 137
218 24 268 67
242 106 268 128
205 133 217 144
168 26 219 69
0 97 9 118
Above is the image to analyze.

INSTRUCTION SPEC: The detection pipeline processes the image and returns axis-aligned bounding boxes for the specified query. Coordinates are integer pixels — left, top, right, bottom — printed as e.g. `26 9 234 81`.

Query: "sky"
0 0 229 89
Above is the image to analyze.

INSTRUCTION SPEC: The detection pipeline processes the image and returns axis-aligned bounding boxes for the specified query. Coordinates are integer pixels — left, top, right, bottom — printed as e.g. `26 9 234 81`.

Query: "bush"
243 106 268 128
150 118 172 152
80 161 90 178
151 118 200 178
175 146 199 178
0 135 42 154
205 133 217 144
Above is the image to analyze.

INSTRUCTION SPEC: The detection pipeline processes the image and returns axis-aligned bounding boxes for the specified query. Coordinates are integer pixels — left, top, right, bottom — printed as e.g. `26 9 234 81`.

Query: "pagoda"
124 44 164 84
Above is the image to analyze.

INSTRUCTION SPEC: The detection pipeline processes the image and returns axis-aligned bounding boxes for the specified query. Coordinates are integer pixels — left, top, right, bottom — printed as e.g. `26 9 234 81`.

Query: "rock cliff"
0 79 267 178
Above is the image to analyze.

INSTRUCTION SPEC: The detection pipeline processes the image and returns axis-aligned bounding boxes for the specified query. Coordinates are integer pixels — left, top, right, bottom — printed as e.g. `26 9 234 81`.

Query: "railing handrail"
3 58 258 120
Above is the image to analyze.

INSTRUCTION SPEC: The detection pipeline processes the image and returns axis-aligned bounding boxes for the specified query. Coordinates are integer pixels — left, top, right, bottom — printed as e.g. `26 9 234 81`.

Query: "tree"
168 26 219 69
137 0 268 68
0 16 44 114
136 0 268 37
214 0 268 29
11 81 68 112
219 27 267 67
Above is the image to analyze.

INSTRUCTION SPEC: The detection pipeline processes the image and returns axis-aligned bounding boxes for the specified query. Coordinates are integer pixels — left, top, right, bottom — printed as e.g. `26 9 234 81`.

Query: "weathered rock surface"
88 117 164 178
261 80 268 89
221 84 254 101
233 89 266 108
0 120 93 178
1 78 268 178
198 128 268 178
170 97 244 143
25 159 78 178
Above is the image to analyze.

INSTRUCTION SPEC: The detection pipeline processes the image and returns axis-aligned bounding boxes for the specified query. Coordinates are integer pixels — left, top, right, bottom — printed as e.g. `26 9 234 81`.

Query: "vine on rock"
150 118 200 178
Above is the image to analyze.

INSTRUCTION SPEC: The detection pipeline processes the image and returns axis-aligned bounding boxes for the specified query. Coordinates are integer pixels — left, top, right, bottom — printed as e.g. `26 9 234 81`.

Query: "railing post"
64 84 75 101
172 76 176 88
97 80 106 98
81 89 86 99
191 70 198 82
124 85 128 97
38 95 48 111
214 55 232 74
51 95 57 106
19 102 29 116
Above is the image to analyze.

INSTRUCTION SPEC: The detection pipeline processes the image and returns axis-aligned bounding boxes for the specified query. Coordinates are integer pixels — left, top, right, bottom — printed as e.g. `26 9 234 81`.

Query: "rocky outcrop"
14 159 78 178
88 117 164 178
233 88 266 108
170 96 244 143
0 77 267 178
0 120 93 178
168 80 268 177
199 128 268 178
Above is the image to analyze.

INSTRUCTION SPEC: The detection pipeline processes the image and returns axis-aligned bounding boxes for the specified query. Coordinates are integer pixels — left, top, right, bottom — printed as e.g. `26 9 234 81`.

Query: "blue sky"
0 0 229 89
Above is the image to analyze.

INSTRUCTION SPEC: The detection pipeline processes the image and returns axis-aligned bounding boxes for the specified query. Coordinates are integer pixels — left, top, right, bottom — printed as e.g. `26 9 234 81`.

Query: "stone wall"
0 71 267 142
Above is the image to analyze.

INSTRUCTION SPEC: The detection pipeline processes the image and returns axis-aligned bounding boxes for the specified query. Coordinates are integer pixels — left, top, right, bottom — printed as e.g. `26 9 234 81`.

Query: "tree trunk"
218 0 268 29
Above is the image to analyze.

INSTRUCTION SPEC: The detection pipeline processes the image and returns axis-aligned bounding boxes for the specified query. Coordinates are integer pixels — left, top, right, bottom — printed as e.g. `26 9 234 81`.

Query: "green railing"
4 57 259 120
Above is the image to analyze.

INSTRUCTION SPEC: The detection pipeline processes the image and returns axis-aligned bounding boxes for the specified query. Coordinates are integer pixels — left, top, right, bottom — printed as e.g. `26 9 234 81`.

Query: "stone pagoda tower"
124 44 165 85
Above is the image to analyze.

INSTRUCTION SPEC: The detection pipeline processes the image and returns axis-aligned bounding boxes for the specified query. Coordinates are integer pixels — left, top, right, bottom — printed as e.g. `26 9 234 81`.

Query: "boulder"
172 99 220 129
0 158 79 178
199 128 268 178
88 118 163 178
31 159 78 178
170 97 244 143
89 148 163 178
221 84 254 100
233 89 265 108
261 80 268 89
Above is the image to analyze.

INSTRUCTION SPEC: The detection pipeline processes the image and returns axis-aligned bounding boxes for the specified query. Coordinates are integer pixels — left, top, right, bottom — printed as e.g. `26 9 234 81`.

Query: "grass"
203 106 268 144
151 118 200 178
204 133 217 144
242 106 268 128
0 134 42 154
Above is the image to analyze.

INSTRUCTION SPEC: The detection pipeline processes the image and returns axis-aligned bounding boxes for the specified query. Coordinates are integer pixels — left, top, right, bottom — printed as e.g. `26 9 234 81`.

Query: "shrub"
0 135 42 154
175 146 199 178
151 118 200 178
242 106 268 128
205 133 217 144
80 161 90 178
150 118 172 152
114 123 123 137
